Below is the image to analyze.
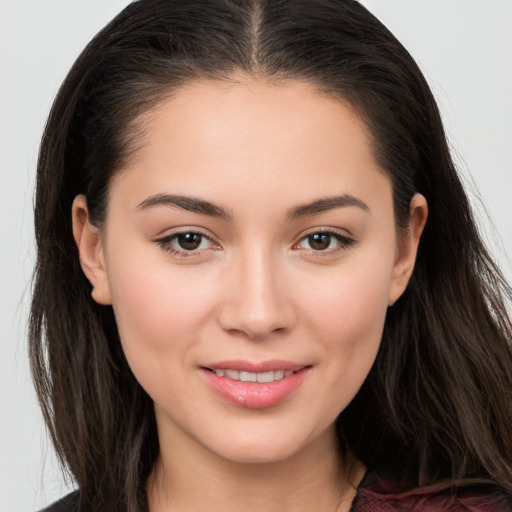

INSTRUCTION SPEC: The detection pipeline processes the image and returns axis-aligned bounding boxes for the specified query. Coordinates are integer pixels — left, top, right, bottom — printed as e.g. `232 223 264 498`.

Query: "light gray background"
1 1 511 510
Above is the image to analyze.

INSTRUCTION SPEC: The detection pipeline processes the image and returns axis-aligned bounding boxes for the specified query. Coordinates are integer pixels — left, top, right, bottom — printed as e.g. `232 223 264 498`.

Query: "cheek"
296 256 392 406
105 244 221 376
301 255 392 343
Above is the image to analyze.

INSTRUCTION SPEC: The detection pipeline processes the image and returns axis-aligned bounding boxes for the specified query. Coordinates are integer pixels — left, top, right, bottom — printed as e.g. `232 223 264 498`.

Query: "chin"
203 424 323 465
214 443 303 465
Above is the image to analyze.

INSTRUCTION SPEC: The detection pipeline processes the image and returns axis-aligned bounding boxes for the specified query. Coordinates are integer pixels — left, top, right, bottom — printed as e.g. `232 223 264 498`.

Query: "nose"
217 248 296 340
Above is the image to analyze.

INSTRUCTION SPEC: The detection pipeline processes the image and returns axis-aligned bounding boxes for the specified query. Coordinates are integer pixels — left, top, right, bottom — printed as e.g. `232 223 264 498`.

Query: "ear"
388 193 428 306
72 195 112 305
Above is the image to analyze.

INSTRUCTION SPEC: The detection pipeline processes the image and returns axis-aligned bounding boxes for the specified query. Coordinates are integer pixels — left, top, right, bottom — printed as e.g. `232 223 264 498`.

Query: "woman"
31 0 512 510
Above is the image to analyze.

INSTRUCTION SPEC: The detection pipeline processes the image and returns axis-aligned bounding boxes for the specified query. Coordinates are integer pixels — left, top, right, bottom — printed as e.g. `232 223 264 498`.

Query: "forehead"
134 77 372 163
110 78 391 218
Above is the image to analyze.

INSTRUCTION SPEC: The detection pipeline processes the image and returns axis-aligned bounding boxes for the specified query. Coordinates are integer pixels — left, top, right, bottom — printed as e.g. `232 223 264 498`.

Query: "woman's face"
75 78 425 464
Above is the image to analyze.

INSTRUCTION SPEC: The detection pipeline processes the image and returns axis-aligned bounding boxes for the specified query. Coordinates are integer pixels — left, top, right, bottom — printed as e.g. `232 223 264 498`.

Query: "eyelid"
154 227 221 257
297 226 354 239
292 227 356 253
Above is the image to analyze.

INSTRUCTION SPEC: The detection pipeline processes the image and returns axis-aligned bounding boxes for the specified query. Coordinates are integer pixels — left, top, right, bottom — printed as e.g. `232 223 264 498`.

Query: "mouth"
200 361 312 408
204 368 300 383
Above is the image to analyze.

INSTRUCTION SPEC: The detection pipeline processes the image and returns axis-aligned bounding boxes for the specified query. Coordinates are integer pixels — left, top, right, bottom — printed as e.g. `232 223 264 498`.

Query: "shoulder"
38 491 79 512
352 471 512 512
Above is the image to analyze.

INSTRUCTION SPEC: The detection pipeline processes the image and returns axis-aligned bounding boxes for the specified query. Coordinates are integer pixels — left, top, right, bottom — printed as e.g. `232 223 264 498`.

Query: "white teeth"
256 371 275 383
240 371 257 382
224 369 240 380
212 369 296 382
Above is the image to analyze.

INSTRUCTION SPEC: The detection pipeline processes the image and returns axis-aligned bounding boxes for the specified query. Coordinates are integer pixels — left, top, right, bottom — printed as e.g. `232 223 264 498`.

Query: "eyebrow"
136 194 232 220
287 194 369 220
136 193 369 221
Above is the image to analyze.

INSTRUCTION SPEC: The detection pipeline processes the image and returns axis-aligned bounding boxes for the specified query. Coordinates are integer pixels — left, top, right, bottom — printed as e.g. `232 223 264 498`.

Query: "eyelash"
155 230 218 258
293 229 355 255
155 229 355 258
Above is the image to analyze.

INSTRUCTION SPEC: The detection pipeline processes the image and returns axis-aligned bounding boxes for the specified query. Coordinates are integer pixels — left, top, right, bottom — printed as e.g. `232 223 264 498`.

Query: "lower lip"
200 368 310 409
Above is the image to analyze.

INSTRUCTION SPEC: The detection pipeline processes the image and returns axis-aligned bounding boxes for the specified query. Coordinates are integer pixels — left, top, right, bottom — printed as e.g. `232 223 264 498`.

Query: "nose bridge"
219 243 294 339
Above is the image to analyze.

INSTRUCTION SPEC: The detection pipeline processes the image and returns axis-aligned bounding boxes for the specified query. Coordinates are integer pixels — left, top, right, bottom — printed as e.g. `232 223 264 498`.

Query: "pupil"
309 233 331 250
178 233 202 250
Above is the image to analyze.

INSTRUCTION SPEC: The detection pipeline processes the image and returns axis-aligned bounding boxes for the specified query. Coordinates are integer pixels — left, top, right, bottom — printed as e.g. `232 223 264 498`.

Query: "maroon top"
350 470 512 511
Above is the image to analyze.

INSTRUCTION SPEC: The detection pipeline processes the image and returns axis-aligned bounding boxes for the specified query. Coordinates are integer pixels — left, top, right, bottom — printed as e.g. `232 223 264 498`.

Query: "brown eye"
308 233 332 251
177 233 203 250
295 230 355 253
155 230 219 257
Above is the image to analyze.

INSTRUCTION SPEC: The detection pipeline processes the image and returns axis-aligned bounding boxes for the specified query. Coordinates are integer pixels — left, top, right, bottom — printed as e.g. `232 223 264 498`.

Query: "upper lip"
202 359 310 373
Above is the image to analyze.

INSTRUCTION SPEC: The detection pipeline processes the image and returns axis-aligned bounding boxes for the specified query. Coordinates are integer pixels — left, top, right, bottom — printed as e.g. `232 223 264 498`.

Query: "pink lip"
200 360 311 409
203 359 307 373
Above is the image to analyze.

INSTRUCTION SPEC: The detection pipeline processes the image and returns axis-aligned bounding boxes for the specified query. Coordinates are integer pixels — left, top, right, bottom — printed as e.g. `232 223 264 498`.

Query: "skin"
73 78 427 511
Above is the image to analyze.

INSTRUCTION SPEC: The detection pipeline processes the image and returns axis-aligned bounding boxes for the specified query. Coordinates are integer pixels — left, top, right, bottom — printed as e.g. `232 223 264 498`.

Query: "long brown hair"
30 0 512 510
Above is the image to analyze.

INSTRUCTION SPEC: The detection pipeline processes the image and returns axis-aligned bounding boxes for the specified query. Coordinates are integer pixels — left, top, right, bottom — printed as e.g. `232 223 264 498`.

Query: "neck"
147 418 364 512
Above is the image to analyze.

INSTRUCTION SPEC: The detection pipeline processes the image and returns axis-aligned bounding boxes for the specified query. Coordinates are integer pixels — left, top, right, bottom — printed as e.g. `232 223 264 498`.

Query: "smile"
201 363 311 408
209 369 295 382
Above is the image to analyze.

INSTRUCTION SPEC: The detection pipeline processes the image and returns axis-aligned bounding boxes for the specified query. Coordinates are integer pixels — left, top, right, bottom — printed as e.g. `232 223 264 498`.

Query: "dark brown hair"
30 0 512 510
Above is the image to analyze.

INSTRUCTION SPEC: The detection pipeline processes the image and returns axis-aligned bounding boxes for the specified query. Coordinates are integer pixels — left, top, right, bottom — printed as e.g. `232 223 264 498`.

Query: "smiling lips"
201 361 310 408
211 368 295 382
